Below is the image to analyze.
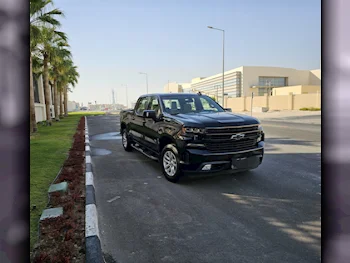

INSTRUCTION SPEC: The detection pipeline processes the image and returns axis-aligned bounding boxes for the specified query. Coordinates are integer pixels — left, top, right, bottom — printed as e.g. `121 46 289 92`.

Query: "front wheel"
121 129 132 152
160 144 183 183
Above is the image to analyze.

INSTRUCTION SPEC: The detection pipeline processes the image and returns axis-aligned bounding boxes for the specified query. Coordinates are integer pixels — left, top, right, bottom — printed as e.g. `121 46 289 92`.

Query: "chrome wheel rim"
122 132 128 148
163 150 177 177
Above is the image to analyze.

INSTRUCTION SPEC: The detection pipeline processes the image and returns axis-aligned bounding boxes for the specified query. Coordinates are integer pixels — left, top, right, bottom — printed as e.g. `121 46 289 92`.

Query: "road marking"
86 155 91 164
107 196 121 203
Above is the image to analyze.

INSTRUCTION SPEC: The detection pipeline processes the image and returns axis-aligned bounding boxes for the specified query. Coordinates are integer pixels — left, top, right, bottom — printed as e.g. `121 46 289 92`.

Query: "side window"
148 97 160 111
163 99 180 112
184 98 196 111
148 96 161 117
135 97 150 115
200 97 218 111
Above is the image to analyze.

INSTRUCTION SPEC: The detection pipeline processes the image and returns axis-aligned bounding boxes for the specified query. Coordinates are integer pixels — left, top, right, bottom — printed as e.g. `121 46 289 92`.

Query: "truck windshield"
160 95 225 115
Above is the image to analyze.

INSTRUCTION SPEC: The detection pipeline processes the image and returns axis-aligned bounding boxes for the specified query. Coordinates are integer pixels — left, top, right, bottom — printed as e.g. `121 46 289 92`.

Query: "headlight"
257 124 264 142
184 127 204 133
180 126 204 136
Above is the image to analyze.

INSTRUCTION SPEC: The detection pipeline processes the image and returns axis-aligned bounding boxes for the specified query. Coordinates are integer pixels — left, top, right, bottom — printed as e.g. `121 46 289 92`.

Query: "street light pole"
139 72 148 94
208 26 225 107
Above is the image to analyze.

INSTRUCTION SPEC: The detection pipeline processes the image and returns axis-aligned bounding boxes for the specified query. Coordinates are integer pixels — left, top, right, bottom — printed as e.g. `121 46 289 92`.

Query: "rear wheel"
160 144 182 183
121 129 132 152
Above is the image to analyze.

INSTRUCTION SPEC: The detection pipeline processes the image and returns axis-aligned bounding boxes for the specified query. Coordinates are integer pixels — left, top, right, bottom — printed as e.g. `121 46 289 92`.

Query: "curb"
85 116 104 263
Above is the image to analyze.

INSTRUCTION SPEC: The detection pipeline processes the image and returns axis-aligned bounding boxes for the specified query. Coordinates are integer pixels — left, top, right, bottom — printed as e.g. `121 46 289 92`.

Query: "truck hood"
172 112 260 127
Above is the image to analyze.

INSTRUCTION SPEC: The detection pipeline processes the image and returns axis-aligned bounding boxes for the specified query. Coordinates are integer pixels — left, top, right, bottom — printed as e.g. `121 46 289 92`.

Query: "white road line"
107 196 121 203
86 155 91 164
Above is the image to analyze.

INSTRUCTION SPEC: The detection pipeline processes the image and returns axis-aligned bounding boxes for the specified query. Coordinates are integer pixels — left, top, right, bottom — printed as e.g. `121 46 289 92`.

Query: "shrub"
300 107 321 111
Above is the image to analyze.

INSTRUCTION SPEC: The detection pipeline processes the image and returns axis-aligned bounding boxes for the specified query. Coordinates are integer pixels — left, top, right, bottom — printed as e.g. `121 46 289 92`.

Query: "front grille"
205 138 257 153
204 125 260 153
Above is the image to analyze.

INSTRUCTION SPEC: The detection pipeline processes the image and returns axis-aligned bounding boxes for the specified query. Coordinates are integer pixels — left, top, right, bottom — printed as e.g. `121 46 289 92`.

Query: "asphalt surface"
87 115 321 263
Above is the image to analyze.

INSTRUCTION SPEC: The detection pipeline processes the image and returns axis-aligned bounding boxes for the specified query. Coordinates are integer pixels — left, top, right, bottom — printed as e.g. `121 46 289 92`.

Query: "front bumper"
180 142 264 173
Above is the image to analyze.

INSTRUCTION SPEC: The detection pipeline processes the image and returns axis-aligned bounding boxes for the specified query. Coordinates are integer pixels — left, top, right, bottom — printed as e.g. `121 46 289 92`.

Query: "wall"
309 69 321 85
272 85 321 95
272 85 302 96
35 103 46 122
293 93 321 109
33 74 57 122
301 85 321 94
269 95 290 110
225 93 321 112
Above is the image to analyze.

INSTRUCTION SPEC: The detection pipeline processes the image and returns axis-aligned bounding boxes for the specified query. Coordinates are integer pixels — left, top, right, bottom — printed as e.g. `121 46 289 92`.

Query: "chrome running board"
131 144 158 161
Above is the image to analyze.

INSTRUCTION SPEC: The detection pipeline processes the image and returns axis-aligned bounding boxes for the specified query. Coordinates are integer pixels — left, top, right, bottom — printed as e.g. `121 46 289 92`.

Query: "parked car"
120 93 265 182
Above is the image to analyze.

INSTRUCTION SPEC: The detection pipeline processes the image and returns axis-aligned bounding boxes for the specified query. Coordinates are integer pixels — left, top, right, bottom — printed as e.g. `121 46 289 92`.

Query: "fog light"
202 164 212 171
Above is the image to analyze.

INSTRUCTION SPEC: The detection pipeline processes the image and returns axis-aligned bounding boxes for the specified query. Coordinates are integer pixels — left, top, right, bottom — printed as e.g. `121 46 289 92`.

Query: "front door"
143 96 162 153
130 96 150 145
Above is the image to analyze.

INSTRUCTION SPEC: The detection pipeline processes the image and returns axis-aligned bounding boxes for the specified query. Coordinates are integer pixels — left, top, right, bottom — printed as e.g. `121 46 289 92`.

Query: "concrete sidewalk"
240 110 321 125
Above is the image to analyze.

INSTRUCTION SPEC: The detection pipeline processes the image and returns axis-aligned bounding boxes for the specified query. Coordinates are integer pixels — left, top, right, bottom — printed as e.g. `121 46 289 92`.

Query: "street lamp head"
207 26 213 29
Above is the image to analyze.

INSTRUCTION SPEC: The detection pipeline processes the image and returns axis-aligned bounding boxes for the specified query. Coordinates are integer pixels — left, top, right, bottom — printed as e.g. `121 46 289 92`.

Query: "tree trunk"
64 86 68 117
53 78 59 121
43 52 52 126
59 87 64 118
29 55 38 133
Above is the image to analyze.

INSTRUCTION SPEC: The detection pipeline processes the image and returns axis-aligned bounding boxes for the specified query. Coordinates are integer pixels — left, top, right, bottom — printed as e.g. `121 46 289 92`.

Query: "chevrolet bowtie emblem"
231 133 245 140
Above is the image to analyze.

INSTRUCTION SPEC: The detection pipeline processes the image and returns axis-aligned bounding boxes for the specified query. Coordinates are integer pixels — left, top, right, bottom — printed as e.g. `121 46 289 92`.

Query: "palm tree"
65 66 79 116
30 0 64 131
55 59 79 116
36 27 68 125
50 44 72 121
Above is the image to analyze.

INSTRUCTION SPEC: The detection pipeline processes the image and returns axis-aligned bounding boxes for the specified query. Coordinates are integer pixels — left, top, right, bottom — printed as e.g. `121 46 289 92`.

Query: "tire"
160 144 183 183
121 128 132 152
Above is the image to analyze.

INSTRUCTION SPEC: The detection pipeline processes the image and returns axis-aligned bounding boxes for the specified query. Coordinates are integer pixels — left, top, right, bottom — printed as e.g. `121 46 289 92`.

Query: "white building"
164 66 321 101
33 74 55 122
33 74 78 121
67 101 79 112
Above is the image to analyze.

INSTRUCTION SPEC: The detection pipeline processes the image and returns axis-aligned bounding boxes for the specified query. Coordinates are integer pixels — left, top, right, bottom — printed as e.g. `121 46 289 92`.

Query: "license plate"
231 157 248 169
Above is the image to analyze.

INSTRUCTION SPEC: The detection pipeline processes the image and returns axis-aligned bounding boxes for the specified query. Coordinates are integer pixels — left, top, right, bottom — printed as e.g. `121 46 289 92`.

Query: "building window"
258 77 287 87
191 71 242 98
33 74 40 103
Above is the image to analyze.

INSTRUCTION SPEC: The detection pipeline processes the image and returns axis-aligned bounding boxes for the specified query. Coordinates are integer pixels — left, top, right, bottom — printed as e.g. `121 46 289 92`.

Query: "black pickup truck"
120 93 264 182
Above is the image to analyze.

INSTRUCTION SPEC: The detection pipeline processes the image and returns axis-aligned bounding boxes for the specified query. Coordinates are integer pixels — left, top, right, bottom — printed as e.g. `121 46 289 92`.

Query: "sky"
56 0 321 106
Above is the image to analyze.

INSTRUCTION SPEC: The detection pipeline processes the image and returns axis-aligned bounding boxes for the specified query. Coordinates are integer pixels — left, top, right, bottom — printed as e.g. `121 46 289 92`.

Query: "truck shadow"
178 151 321 262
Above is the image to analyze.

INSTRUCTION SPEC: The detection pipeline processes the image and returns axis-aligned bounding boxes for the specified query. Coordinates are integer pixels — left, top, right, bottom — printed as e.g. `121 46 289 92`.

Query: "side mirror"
143 110 157 121
224 108 232 112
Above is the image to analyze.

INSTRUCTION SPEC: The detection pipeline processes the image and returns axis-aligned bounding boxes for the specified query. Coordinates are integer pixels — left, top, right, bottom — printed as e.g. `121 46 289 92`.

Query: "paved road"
87 115 321 263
